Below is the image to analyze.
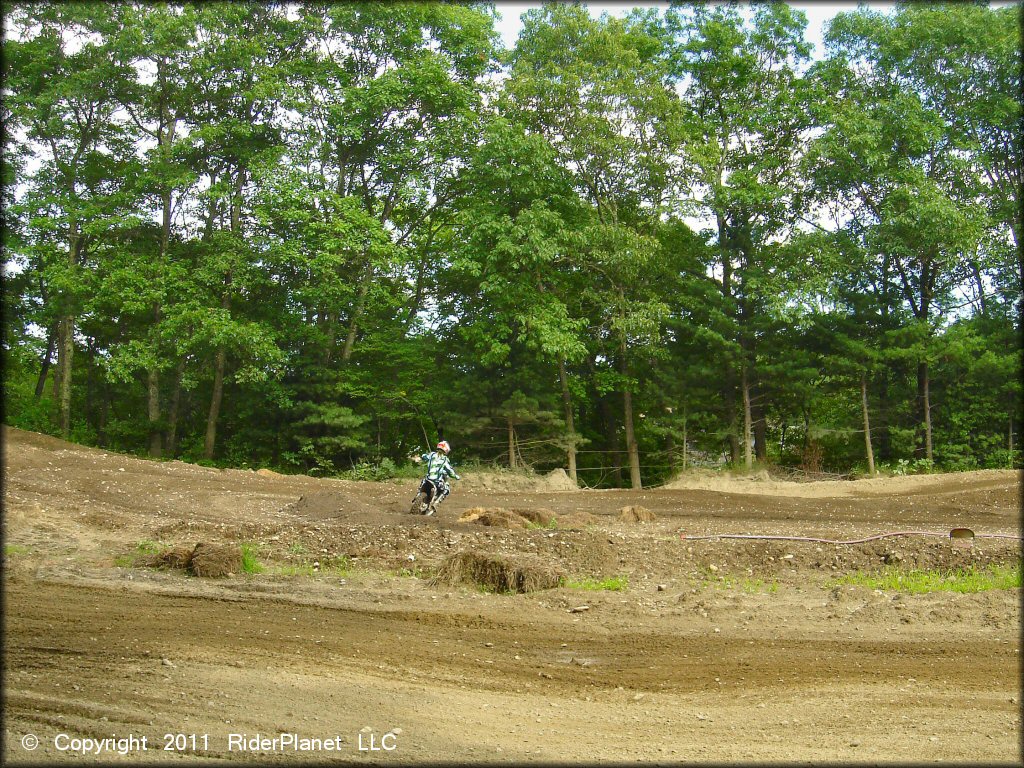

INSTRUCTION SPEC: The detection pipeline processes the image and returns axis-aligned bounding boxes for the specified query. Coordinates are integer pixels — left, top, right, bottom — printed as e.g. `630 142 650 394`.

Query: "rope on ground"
678 530 1023 543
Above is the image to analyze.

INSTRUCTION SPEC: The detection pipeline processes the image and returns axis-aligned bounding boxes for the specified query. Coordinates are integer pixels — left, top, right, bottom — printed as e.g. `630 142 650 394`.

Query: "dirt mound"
556 511 601 529
537 468 578 491
430 551 563 593
457 507 529 529
457 507 559 529
189 542 243 577
618 505 657 523
512 507 558 526
459 468 578 492
664 467 1021 499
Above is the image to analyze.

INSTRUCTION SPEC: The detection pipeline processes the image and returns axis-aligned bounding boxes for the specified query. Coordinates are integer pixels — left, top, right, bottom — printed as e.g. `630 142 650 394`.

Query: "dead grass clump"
189 542 242 578
512 507 557 527
457 507 528 529
557 511 601 529
618 505 657 523
141 546 194 570
430 551 563 593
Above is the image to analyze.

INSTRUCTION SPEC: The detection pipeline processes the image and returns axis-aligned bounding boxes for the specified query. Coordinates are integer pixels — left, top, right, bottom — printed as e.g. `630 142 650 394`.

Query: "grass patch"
266 556 351 578
4 544 31 556
739 577 778 594
564 575 628 592
240 543 264 574
525 519 558 530
394 565 426 579
829 562 1022 594
698 569 779 594
136 539 165 555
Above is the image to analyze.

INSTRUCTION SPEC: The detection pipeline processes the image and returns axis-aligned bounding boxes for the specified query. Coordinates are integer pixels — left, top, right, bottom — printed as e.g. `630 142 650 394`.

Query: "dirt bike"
409 476 454 516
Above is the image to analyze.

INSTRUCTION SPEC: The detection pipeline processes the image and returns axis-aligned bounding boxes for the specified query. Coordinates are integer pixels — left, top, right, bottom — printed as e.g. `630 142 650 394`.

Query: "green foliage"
829 563 1022 594
2 362 58 435
564 575 629 592
2 2 1018 481
343 458 399 482
240 543 264 575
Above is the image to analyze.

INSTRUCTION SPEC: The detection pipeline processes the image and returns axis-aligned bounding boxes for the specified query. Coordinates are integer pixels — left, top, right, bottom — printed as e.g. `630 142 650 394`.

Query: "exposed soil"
2 425 1021 764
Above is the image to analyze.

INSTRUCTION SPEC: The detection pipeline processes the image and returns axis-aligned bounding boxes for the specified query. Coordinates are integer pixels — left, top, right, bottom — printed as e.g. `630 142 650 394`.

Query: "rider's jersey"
420 451 459 482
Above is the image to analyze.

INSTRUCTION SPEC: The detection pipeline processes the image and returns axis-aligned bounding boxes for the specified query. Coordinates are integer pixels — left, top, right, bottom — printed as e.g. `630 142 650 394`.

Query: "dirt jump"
2 425 1021 763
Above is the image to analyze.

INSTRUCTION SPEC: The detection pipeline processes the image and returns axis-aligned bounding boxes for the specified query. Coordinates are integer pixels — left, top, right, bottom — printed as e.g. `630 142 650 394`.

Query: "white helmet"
436 440 451 454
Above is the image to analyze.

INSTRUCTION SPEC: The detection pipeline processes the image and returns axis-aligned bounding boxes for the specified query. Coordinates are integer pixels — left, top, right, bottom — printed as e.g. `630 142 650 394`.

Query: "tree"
808 5 988 462
505 4 680 487
5 4 142 437
442 118 587 478
662 2 815 469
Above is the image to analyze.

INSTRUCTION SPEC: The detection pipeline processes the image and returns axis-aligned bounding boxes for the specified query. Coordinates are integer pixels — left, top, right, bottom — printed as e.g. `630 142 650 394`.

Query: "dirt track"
3 426 1022 763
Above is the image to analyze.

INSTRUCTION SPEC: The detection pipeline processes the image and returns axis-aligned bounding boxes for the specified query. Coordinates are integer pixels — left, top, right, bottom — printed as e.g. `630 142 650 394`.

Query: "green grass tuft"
240 543 264 574
829 562 1021 594
564 575 628 591
4 544 31 556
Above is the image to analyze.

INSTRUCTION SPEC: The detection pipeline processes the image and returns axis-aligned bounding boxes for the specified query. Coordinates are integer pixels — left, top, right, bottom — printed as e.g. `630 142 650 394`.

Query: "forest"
2 1 1020 487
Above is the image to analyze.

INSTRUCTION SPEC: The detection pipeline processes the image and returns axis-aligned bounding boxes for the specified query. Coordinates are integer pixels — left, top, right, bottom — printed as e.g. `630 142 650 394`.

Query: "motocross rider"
414 440 460 514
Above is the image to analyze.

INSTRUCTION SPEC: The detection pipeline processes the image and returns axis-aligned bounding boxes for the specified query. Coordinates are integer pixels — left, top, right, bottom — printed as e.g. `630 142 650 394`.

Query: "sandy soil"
2 425 1021 764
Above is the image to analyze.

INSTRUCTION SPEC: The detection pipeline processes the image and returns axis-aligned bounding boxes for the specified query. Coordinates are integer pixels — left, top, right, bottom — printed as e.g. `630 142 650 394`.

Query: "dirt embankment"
2 426 1021 764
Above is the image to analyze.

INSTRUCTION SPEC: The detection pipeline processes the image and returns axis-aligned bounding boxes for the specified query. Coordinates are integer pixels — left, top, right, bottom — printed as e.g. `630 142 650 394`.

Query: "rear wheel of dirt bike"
409 491 428 515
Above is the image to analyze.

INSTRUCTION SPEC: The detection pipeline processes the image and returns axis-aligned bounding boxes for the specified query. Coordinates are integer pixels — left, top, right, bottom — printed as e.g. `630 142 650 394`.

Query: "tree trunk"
681 410 688 472
56 222 83 437
35 325 56 399
861 370 875 476
204 285 231 461
203 345 226 461
600 394 623 487
97 386 109 447
145 113 177 458
202 164 244 461
753 393 767 462
623 388 642 489
916 360 933 462
84 337 98 437
341 286 367 363
558 360 578 485
877 374 892 462
57 313 74 437
616 288 641 489
167 356 187 457
507 420 517 470
147 366 162 458
1008 411 1014 468
741 364 753 471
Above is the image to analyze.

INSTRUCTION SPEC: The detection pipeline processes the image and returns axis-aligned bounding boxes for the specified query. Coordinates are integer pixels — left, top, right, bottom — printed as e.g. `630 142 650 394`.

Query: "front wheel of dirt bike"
410 491 432 515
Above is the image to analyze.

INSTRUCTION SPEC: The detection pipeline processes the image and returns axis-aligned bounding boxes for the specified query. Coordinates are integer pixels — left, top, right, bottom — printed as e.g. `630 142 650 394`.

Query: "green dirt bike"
409 476 455 516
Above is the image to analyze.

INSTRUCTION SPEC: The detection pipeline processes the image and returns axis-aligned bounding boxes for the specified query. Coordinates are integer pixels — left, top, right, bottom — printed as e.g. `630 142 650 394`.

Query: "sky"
492 2 878 58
